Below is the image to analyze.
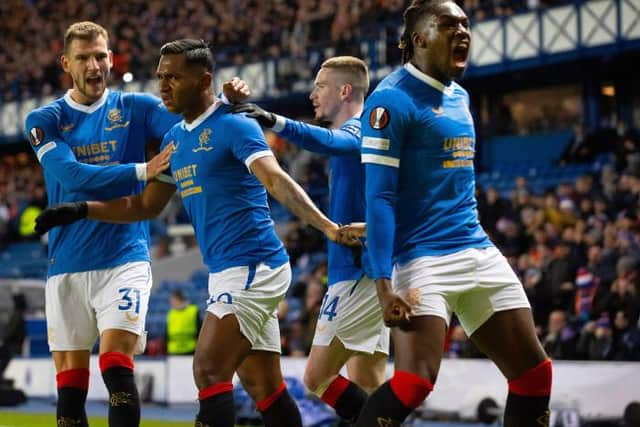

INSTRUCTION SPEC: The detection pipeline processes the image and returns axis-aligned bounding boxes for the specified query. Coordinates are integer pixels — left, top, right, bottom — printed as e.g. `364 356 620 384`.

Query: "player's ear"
412 31 428 50
201 71 213 90
107 49 114 69
60 54 70 73
341 83 353 101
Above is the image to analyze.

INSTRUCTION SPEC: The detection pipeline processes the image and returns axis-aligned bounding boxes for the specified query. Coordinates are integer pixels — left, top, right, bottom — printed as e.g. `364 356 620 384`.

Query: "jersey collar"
184 99 223 132
63 89 110 113
404 63 454 96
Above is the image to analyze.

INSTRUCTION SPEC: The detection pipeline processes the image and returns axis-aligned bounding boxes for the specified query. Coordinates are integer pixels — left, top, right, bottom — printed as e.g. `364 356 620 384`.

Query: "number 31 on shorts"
118 287 141 321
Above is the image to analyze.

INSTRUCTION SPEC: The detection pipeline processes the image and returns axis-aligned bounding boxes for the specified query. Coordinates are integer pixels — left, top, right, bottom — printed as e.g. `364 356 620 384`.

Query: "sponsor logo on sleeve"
29 127 45 146
369 107 390 130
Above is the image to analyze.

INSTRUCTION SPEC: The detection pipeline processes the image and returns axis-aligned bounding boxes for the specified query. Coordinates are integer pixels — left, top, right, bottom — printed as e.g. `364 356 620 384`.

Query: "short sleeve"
228 115 273 170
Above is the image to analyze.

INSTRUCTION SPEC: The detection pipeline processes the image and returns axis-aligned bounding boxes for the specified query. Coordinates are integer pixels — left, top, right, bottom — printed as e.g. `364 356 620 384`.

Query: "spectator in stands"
542 310 577 360
479 187 512 234
165 289 201 356
559 124 591 165
610 309 640 361
543 239 579 312
574 267 599 325
577 315 613 360
595 256 640 325
0 294 27 382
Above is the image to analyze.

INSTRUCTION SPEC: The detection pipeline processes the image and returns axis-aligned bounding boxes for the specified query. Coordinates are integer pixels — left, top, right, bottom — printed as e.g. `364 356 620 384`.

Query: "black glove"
229 103 276 128
35 201 88 235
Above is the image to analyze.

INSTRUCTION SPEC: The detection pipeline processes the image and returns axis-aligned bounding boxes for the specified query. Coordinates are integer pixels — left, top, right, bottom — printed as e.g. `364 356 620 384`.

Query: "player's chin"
449 63 468 80
162 101 178 112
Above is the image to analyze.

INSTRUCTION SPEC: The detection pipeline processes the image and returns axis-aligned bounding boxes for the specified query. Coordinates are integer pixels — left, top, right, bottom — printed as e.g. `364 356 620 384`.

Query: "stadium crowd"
1 0 568 101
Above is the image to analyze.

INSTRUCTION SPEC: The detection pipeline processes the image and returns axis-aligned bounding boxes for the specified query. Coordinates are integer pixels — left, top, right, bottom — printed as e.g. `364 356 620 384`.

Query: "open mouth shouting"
452 40 470 69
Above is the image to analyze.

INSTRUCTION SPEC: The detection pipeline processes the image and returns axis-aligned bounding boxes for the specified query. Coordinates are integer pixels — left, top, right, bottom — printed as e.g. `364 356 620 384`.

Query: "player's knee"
303 368 325 397
193 360 229 389
348 367 385 393
508 358 552 397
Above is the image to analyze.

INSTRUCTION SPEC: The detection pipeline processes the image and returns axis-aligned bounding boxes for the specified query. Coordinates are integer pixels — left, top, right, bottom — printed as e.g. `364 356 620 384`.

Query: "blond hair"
64 21 109 53
321 56 369 100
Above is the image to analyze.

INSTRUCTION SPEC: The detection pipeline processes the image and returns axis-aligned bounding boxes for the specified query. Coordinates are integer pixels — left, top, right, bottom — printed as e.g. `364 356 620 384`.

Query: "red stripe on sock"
508 359 552 397
199 382 233 400
320 375 350 408
389 371 433 409
56 368 90 391
257 381 286 412
99 351 134 373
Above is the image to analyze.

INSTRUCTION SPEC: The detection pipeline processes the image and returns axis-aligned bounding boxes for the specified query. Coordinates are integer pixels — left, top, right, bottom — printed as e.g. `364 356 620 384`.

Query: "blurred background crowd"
1 0 567 101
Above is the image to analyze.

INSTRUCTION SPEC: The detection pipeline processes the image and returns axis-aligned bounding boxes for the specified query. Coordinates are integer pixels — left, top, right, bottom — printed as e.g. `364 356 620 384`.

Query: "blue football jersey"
25 89 180 276
272 115 371 285
158 101 288 273
361 63 492 279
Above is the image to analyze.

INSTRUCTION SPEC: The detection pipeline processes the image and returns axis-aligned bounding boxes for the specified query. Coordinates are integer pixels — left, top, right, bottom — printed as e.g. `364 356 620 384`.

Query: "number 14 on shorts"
319 294 339 321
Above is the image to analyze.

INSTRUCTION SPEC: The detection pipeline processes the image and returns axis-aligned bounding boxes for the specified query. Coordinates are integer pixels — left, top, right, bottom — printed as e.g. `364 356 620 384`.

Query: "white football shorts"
206 262 290 353
392 247 531 336
312 276 389 354
46 261 151 352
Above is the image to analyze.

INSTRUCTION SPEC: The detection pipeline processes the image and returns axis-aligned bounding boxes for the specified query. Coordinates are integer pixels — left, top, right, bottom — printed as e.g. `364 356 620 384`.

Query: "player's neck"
183 93 216 124
70 88 102 105
410 60 450 86
331 102 362 129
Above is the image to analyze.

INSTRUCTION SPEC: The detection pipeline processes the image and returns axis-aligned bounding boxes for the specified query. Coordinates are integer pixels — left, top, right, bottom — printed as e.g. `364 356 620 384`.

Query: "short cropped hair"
321 56 370 100
399 0 449 63
64 21 109 53
160 39 214 73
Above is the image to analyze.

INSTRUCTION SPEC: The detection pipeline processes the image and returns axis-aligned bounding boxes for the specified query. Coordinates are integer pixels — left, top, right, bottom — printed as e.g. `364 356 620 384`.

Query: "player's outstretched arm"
230 103 360 156
249 155 340 242
35 180 176 234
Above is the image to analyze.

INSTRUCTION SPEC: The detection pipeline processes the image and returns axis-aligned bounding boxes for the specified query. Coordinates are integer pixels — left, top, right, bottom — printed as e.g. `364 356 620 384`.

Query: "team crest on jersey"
369 107 390 130
29 127 45 146
193 128 214 152
105 108 130 131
